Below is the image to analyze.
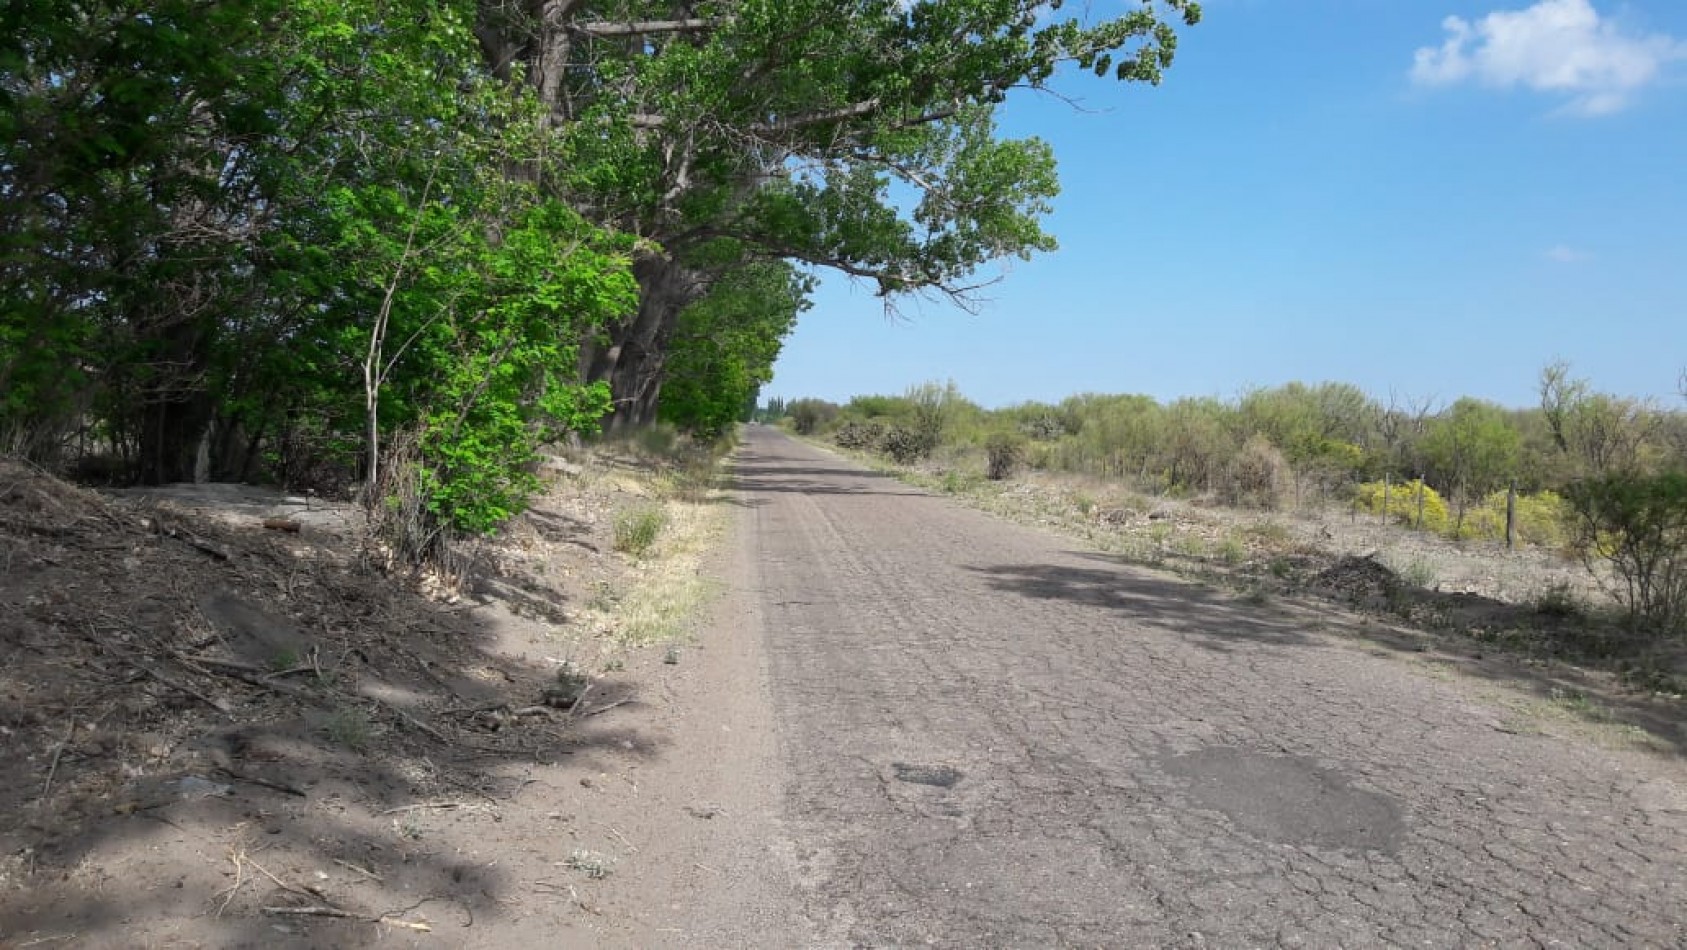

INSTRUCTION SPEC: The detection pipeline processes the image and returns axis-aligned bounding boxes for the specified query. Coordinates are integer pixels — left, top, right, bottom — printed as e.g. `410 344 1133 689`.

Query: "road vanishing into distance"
708 426 1685 947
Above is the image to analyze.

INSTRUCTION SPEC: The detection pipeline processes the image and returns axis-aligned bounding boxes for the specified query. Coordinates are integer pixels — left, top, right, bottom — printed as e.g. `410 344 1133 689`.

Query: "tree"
659 262 812 438
2 0 637 559
1421 398 1521 534
1566 471 1687 635
1540 360 1655 478
477 0 1203 426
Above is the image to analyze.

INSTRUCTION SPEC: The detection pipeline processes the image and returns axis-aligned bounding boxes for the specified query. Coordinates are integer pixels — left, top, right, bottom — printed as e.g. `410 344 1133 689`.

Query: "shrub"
613 503 667 556
1225 435 1291 510
788 398 839 435
1456 489 1571 547
1355 478 1450 533
1020 414 1065 441
833 420 885 450
632 423 680 459
985 431 1026 480
1565 471 1687 634
881 426 936 464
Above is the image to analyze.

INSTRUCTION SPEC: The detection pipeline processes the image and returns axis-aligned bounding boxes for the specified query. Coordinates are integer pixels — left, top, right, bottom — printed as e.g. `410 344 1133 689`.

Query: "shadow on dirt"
0 461 659 946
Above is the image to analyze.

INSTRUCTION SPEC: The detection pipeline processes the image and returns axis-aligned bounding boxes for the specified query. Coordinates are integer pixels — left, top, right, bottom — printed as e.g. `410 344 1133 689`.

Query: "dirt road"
710 427 1686 947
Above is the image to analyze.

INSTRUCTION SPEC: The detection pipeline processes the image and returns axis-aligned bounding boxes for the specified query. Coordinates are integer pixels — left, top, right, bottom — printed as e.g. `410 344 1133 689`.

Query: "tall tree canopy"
1 0 1199 550
477 0 1203 425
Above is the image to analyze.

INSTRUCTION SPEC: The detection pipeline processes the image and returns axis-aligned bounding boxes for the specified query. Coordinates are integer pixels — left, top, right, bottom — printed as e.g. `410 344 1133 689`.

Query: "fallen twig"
214 849 248 917
377 800 478 817
216 768 307 798
364 695 448 742
578 698 634 719
262 905 360 919
167 527 232 561
130 659 234 716
597 822 639 854
39 719 75 800
333 858 383 882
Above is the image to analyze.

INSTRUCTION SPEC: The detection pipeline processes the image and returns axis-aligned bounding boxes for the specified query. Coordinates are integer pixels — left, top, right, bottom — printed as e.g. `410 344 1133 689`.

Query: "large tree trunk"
134 320 215 485
589 253 705 433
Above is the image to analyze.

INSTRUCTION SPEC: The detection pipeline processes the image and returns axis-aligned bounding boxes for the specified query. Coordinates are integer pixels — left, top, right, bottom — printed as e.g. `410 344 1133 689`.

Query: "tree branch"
573 18 716 38
748 99 882 135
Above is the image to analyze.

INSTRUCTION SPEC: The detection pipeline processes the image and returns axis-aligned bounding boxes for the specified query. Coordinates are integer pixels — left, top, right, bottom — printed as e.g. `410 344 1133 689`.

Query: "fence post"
1382 473 1391 526
1415 477 1426 530
1505 481 1517 551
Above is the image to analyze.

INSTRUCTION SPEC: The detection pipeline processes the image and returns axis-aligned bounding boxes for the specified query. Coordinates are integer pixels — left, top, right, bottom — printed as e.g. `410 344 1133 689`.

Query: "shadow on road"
965 554 1317 652
972 552 1687 756
731 455 925 498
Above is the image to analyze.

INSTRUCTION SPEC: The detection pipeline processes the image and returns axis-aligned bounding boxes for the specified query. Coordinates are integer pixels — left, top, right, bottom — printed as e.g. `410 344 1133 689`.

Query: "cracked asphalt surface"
733 427 1687 947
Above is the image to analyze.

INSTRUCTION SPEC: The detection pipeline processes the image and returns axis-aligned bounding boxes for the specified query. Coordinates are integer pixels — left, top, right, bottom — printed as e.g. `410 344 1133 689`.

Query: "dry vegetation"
0 438 731 946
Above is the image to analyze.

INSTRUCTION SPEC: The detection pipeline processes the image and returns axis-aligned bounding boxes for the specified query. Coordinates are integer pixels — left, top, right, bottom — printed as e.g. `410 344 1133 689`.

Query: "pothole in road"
892 762 963 788
1158 747 1405 853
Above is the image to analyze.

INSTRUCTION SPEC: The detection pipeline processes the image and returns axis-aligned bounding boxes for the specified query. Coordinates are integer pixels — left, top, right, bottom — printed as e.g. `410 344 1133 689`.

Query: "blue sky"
768 0 1687 410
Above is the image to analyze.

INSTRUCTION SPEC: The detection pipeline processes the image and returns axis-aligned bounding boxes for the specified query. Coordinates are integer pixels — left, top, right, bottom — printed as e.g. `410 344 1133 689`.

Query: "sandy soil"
0 454 782 948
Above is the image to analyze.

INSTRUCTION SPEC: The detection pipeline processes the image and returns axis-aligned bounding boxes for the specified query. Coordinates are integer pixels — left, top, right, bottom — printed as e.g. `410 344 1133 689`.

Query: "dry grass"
611 497 728 646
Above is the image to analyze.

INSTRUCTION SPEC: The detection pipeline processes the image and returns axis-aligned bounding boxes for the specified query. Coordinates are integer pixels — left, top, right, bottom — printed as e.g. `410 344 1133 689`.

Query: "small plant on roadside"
270 648 301 673
588 582 619 613
1548 687 1612 722
613 504 667 556
632 423 679 458
985 431 1026 481
1532 581 1583 619
1244 520 1292 546
1170 535 1210 560
565 849 614 879
1396 557 1438 590
1216 536 1247 565
663 646 681 665
546 661 592 707
324 707 372 750
601 658 625 673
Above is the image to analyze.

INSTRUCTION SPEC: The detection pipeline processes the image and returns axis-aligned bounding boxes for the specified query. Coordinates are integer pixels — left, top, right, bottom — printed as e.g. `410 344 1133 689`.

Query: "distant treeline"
768 366 1687 632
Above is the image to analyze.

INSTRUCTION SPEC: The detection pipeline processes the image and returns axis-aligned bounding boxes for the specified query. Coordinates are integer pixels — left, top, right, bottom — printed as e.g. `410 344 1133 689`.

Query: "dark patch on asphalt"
1159 747 1405 853
892 762 963 788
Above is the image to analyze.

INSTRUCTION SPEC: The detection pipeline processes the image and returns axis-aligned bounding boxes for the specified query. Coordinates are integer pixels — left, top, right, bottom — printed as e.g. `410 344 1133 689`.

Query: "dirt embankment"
0 452 764 948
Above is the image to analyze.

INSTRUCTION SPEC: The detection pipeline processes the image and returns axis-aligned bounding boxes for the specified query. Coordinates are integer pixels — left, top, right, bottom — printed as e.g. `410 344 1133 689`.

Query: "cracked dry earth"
716 427 1686 948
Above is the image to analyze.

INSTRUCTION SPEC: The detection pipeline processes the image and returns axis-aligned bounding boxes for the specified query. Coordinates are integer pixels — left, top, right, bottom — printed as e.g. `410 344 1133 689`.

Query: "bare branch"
573 18 717 37
749 99 882 135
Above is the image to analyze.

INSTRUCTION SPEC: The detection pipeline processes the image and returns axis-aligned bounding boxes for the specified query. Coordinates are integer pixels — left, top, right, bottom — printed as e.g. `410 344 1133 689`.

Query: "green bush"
613 504 668 557
788 398 839 435
1566 471 1687 634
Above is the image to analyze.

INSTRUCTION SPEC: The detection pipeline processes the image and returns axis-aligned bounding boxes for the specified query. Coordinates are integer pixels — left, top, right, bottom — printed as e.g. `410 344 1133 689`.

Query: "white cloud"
1411 0 1684 115
1544 244 1590 263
